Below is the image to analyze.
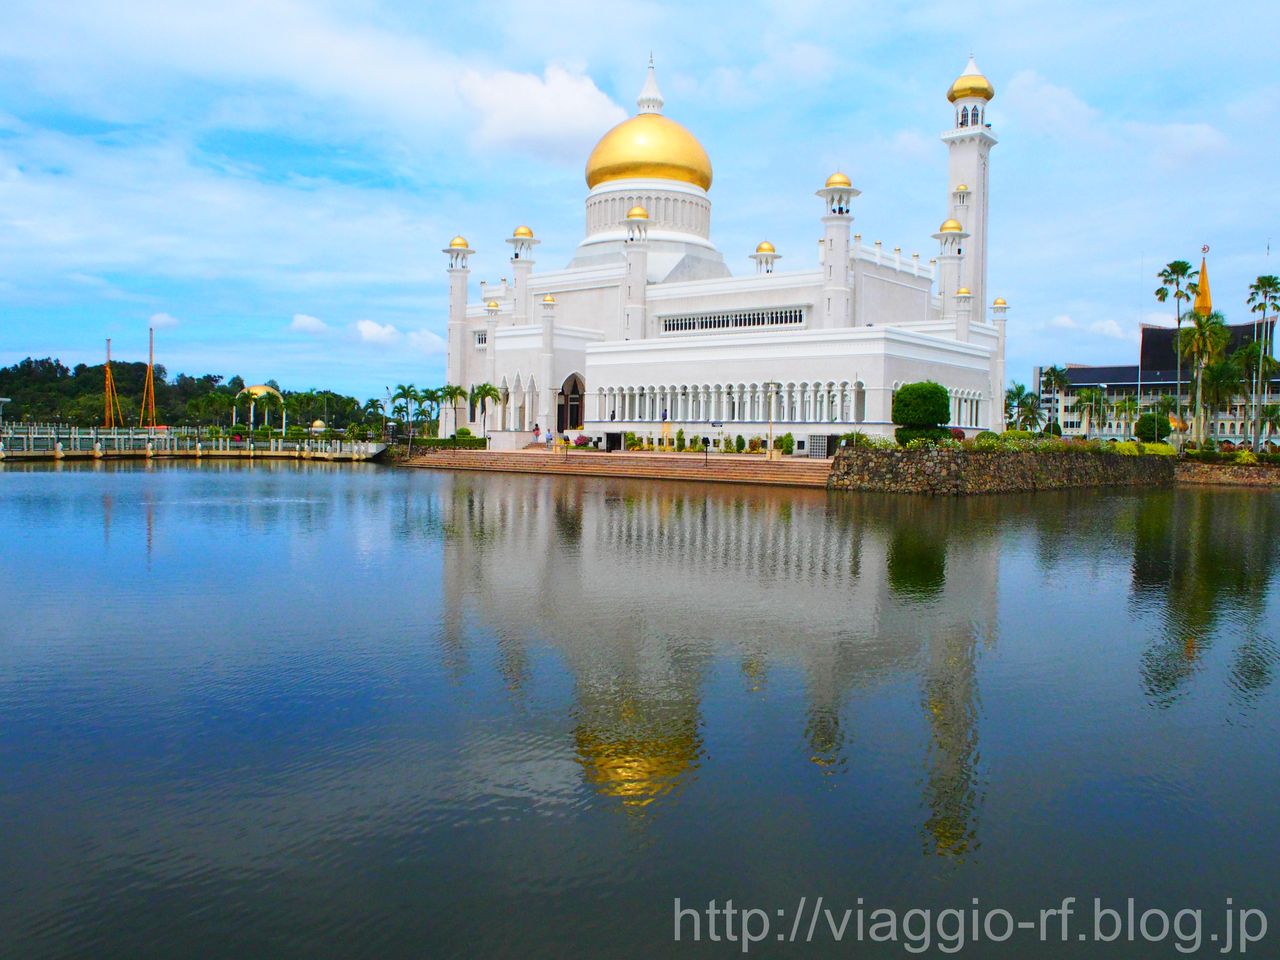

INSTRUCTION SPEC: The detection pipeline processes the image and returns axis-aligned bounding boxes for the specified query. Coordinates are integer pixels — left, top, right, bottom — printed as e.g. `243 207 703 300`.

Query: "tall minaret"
442 234 474 435
942 57 996 322
507 225 539 326
815 172 859 328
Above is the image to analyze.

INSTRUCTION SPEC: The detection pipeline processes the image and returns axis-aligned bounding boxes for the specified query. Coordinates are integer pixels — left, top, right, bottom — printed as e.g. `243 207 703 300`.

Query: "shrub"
892 381 950 429
416 437 487 450
974 430 999 442
735 434 746 453
1134 412 1172 443
949 427 966 440
747 436 763 452
1143 443 1177 456
1113 441 1143 456
1236 448 1259 465
895 426 951 446
455 427 472 437
675 428 685 452
1003 429 1034 440
573 434 591 447
777 432 795 455
1041 421 1063 436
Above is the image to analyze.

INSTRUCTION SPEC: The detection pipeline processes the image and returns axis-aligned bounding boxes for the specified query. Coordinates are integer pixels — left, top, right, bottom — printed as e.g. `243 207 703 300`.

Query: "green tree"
469 383 501 444
1074 387 1109 439
1015 392 1045 431
1039 365 1070 431
1004 382 1029 428
1246 275 1280 449
440 385 468 437
1156 260 1198 428
1200 355 1244 439
1111 396 1139 439
1178 311 1230 445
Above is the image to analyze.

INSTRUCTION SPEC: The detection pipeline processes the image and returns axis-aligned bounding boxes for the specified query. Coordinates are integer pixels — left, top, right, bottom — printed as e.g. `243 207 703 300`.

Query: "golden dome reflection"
993 297 1007 306
542 293 556 304
626 205 650 220
957 287 972 295
585 112 713 191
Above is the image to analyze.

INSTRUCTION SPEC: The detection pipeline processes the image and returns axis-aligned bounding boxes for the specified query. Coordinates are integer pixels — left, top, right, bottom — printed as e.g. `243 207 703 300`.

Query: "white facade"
442 59 1007 448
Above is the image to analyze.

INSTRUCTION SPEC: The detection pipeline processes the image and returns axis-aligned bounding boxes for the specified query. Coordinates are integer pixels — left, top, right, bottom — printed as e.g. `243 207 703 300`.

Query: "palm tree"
440 384 468 437
1014 393 1044 431
1040 365 1070 431
1156 260 1198 430
392 383 419 452
470 383 502 445
1112 396 1139 438
419 387 442 437
1200 355 1244 442
1261 403 1280 447
1178 310 1230 445
1246 275 1280 449
1004 382 1030 428
1075 387 1109 439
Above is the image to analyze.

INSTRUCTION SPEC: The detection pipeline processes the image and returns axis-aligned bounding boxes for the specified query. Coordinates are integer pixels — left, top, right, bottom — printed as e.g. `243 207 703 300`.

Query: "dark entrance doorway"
558 374 584 432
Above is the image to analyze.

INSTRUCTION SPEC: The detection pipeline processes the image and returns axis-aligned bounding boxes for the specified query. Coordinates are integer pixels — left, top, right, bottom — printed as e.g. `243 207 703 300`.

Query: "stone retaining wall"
828 447 1175 495
1175 461 1280 487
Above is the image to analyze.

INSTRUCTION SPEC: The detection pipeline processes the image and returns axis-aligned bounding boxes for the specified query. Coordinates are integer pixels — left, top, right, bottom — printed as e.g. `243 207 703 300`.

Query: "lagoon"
1 462 1277 958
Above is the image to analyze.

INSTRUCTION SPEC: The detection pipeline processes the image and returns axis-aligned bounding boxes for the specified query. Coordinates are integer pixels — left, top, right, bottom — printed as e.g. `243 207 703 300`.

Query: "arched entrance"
558 373 585 432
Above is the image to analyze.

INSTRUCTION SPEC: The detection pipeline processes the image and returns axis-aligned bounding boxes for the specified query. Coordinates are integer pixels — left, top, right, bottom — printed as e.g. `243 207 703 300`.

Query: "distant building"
1034 320 1277 440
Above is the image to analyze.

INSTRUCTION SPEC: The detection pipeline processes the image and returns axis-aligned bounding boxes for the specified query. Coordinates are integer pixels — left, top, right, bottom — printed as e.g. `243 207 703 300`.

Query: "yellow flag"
1193 256 1212 315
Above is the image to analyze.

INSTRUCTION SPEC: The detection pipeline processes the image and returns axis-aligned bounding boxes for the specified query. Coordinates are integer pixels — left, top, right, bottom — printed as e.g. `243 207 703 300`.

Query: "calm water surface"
1 462 1277 958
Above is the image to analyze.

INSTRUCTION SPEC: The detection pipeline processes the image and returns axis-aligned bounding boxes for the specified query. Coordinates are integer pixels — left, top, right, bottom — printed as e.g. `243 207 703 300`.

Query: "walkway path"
402 449 832 489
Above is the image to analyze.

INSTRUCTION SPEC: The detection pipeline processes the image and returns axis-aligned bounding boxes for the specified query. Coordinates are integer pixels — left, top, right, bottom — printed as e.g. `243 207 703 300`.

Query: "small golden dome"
585 113 712 190
755 240 775 254
311 419 325 428
513 225 534 238
948 57 995 103
956 287 972 296
825 171 852 188
939 218 964 233
486 299 499 309
993 297 1007 306
626 205 649 220
955 183 969 192
448 235 469 249
542 293 556 304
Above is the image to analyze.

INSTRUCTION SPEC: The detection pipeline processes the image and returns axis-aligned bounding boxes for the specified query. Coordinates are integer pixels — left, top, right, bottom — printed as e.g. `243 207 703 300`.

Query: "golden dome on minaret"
626 205 649 220
584 58 713 191
512 225 534 238
939 218 964 233
448 235 469 249
755 240 775 253
947 56 995 102
993 297 1007 306
825 171 852 188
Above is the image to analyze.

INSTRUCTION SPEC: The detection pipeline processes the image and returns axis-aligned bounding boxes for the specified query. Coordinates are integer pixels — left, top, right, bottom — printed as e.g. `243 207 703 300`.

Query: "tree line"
1004 269 1280 448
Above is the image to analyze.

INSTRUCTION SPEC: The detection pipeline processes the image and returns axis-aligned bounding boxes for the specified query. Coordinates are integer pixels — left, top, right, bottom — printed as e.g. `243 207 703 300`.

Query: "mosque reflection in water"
436 475 998 858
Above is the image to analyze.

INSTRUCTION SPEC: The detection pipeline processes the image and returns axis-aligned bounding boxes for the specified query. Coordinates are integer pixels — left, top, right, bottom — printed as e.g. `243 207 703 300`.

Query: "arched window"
959 107 969 128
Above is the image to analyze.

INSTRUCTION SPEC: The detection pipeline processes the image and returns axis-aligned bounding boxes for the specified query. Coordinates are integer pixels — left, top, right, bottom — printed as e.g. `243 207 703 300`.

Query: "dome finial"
637 55 664 114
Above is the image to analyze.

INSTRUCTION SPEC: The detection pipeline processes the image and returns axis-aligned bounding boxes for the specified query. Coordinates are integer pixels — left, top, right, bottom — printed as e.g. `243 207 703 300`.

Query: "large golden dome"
585 113 713 191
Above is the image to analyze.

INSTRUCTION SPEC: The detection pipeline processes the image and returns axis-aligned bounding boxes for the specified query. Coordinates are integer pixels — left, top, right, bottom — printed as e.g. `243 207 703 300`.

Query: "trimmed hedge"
418 437 488 450
892 381 950 430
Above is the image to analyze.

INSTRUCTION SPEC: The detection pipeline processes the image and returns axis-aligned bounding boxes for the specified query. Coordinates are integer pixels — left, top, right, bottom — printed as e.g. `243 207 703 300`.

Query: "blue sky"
1 0 1276 400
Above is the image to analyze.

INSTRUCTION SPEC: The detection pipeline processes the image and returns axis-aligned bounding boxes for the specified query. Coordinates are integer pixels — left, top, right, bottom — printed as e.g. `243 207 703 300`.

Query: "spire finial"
637 55 664 114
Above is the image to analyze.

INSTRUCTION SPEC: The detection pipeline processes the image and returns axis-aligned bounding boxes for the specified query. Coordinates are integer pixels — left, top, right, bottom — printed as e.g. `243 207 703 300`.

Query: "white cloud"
289 313 329 334
1002 71 1099 136
149 311 179 328
354 319 400 344
460 65 626 159
1049 314 1078 329
407 329 446 354
1089 318 1139 341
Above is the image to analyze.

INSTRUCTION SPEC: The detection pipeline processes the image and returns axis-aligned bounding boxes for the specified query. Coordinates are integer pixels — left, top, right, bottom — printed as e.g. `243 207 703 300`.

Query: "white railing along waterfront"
0 426 383 457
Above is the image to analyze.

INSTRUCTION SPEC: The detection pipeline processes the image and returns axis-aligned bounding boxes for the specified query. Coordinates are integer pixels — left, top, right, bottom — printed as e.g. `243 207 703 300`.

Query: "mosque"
441 57 1007 449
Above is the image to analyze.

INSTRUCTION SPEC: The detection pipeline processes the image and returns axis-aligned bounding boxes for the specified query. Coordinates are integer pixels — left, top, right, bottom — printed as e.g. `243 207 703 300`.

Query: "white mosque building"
441 57 1007 450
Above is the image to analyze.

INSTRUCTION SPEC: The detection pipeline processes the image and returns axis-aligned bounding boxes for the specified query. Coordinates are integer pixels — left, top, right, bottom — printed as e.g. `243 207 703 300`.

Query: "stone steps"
404 450 833 488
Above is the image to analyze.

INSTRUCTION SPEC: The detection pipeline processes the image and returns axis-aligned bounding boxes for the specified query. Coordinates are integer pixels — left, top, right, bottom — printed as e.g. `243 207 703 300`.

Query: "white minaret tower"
990 297 1008 432
539 293 557 432
623 205 649 339
507 226 539 326
815 172 859 328
442 234 473 436
942 57 996 322
933 218 969 322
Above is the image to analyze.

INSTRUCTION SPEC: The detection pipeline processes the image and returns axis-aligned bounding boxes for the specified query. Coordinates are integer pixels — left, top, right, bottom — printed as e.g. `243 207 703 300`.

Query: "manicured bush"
891 381 950 430
1003 429 1034 440
417 437 487 450
777 432 795 455
895 426 951 446
455 427 472 437
573 434 591 447
974 430 999 442
1143 443 1177 456
735 434 746 453
1042 421 1063 436
675 428 685 452
1134 412 1172 443
949 427 966 440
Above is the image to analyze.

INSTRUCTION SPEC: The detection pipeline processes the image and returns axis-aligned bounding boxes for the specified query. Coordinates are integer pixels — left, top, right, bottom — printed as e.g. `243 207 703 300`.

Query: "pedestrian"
546 428 554 450
533 423 540 443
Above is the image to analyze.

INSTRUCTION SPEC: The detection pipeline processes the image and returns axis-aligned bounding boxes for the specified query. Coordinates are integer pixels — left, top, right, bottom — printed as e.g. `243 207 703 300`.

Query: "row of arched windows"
588 193 709 235
597 381 869 425
957 105 985 128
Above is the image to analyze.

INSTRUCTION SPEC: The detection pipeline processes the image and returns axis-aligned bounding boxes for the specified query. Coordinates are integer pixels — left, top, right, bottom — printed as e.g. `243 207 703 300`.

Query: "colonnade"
596 381 869 425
